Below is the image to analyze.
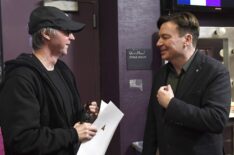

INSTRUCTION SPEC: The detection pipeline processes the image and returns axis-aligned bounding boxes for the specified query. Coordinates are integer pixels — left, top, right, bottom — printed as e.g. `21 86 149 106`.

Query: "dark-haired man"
142 12 231 155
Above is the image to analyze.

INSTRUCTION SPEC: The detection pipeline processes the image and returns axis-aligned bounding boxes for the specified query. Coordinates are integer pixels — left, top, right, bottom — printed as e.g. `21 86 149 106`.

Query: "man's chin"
61 49 68 55
58 52 67 58
161 56 168 61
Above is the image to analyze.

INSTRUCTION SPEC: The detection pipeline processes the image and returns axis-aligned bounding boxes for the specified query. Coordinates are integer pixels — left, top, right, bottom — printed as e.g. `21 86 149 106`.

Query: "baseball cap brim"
59 20 85 33
28 6 86 35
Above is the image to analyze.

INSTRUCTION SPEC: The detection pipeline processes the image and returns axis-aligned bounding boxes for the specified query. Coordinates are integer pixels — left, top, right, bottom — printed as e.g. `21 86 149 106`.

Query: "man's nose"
156 38 162 47
69 33 75 40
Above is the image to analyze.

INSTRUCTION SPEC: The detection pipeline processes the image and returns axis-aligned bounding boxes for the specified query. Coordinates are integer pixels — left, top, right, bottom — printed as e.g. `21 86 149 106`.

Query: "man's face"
48 30 75 57
156 21 186 61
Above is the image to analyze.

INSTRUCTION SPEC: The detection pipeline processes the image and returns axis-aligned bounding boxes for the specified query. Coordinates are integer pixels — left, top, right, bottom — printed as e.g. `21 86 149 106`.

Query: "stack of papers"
77 100 124 155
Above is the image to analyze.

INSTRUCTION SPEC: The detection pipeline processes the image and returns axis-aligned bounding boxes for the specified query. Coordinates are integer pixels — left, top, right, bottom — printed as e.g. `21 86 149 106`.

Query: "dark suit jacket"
142 51 231 155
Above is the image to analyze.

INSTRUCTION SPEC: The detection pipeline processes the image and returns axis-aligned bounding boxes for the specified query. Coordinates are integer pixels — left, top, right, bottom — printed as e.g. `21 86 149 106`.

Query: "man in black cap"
0 6 99 155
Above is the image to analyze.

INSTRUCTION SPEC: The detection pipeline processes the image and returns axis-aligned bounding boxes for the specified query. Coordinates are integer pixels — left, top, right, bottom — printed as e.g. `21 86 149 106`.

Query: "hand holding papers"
77 100 124 155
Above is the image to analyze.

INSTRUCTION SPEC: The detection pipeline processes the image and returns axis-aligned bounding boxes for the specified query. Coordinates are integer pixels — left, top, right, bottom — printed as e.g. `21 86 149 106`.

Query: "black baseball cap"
28 6 85 35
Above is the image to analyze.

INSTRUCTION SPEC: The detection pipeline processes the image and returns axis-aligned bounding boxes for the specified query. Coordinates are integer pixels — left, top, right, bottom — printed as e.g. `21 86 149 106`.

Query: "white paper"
77 100 124 155
229 101 234 118
99 100 108 113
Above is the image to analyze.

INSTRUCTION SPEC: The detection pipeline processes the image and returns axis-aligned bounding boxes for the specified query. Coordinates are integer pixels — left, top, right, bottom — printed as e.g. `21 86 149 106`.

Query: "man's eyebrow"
159 33 171 38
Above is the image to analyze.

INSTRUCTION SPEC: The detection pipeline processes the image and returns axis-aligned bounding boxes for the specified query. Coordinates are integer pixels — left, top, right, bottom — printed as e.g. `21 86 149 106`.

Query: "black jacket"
142 51 231 155
0 53 87 155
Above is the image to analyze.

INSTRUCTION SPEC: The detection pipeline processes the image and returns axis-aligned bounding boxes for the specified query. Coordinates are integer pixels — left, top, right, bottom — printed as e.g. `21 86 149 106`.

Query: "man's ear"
184 33 193 45
41 30 51 40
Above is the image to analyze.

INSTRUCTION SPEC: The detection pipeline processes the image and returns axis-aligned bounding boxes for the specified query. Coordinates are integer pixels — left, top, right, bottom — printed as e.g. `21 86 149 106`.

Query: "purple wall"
99 0 161 155
1 0 40 60
118 0 160 154
99 0 120 154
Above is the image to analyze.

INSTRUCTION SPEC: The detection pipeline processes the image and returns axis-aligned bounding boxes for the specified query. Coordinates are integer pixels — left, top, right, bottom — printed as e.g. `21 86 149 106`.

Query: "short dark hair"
157 12 199 47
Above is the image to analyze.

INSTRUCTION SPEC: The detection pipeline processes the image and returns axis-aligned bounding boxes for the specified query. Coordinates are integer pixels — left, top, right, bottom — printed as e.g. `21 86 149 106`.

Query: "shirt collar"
183 50 197 72
168 50 197 73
